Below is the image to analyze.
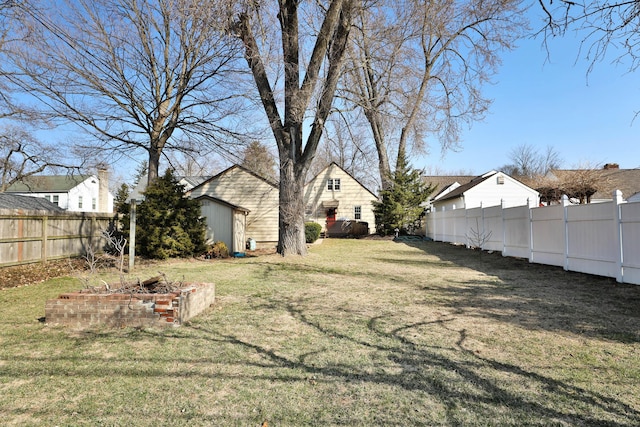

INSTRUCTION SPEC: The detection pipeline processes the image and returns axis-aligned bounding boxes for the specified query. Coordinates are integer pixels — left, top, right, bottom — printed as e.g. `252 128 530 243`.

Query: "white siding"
190 167 279 246
303 163 378 232
463 173 538 209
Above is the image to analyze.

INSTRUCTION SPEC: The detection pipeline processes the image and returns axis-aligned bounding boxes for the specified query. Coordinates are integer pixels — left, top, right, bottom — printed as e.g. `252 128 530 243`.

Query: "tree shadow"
184 294 640 426
391 240 640 344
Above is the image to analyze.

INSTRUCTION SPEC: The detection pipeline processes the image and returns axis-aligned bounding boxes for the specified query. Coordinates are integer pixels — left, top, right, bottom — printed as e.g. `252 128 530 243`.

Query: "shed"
196 195 250 254
188 165 279 249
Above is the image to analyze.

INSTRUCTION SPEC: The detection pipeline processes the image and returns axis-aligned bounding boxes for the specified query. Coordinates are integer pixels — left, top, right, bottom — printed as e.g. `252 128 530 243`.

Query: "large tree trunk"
277 155 307 256
148 145 162 184
237 0 353 256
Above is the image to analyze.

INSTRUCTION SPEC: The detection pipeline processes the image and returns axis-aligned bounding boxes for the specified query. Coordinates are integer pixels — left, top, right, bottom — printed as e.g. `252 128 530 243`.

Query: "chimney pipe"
97 166 110 213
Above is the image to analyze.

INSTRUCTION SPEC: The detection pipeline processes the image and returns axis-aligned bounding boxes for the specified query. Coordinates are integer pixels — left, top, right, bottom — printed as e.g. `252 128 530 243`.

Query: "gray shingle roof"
0 194 65 211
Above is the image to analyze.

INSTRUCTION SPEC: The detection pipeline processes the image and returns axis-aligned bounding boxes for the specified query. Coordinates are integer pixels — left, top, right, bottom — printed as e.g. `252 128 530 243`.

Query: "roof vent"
497 175 505 185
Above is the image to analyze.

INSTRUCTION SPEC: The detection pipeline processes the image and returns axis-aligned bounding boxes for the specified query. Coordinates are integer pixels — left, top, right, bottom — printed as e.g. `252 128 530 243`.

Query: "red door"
326 208 336 230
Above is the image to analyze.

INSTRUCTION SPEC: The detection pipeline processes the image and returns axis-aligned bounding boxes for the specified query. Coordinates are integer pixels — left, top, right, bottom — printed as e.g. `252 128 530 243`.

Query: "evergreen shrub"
305 222 322 243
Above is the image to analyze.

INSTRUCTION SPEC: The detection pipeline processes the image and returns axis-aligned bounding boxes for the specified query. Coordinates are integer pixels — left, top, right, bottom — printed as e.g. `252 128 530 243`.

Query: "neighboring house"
0 193 64 211
426 171 539 211
4 169 113 213
542 164 640 203
188 162 379 249
188 165 280 249
303 162 378 234
422 174 476 207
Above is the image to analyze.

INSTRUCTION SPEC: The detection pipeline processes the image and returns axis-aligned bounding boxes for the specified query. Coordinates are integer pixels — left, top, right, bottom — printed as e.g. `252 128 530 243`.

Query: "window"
78 196 83 209
354 206 362 220
92 198 97 210
52 195 59 206
45 195 51 202
327 178 341 191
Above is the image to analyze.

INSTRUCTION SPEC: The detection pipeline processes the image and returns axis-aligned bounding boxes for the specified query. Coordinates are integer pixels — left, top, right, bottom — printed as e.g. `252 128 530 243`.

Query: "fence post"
41 215 48 264
129 200 136 272
480 202 485 251
562 195 570 271
528 200 534 263
613 190 624 283
501 199 506 256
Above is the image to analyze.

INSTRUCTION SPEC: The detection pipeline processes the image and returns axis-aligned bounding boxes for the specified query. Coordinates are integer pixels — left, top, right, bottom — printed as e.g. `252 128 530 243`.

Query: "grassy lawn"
1 239 639 426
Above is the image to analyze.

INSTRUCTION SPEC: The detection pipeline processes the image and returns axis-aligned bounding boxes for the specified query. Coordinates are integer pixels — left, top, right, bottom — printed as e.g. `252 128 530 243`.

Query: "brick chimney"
97 166 110 213
603 163 619 170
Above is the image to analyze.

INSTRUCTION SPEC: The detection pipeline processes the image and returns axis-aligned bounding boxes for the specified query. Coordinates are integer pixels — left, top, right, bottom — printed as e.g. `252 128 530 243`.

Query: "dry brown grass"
0 238 638 426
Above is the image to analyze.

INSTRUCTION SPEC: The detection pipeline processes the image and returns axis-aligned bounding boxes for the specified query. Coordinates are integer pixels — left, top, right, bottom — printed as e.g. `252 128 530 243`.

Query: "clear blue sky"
418 12 640 175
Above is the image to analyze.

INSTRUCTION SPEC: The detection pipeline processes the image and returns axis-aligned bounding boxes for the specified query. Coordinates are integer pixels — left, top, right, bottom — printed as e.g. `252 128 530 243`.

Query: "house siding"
189 167 279 247
303 163 377 232
463 174 538 209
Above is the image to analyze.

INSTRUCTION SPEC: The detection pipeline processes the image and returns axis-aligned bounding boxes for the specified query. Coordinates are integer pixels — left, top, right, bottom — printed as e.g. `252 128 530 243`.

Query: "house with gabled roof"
4 169 113 213
303 162 378 235
186 162 379 249
425 170 539 211
188 165 280 249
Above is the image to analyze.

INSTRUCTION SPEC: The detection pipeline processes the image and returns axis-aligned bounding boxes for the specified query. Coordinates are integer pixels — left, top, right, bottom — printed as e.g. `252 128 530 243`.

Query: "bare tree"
340 0 527 190
501 143 563 179
536 162 614 204
538 0 640 72
0 125 80 192
234 0 355 255
311 113 380 192
5 0 247 185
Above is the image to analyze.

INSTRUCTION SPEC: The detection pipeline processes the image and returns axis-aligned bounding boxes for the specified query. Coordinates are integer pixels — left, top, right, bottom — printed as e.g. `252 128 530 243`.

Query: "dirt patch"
0 259 86 290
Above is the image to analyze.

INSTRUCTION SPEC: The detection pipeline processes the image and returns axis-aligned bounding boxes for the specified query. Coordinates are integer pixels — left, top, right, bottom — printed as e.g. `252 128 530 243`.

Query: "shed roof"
194 194 250 213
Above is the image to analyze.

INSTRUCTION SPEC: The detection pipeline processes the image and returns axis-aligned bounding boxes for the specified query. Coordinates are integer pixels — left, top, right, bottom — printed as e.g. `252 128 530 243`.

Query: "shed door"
200 200 233 250
233 211 246 253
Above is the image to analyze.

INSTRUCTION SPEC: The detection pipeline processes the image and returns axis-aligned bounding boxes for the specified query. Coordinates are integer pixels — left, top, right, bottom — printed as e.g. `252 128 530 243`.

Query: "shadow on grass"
183 293 640 426
384 240 640 344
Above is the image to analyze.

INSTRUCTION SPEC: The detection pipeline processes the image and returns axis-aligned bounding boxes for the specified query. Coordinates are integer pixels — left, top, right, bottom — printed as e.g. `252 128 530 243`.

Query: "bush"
206 241 230 259
305 222 322 243
125 169 207 259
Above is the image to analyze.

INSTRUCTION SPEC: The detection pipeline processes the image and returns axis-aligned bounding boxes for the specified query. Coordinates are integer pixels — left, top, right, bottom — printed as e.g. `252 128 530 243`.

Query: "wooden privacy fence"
0 209 116 267
425 190 640 286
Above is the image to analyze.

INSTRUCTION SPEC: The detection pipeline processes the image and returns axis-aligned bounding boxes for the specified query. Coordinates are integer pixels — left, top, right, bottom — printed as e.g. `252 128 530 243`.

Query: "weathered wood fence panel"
0 209 115 267
426 191 640 285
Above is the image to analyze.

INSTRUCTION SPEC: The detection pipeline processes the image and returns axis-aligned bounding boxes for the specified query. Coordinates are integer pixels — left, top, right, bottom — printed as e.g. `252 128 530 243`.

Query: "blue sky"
417 12 640 175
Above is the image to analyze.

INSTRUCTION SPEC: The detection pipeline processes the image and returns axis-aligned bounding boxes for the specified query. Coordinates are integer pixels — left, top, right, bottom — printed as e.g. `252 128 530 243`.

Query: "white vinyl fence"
425 191 640 285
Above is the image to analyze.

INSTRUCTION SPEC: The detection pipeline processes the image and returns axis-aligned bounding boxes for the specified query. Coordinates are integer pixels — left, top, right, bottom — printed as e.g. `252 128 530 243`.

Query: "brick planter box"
45 283 215 329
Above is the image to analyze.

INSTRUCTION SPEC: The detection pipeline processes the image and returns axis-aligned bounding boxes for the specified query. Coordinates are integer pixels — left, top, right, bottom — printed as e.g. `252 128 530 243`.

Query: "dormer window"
327 178 341 191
